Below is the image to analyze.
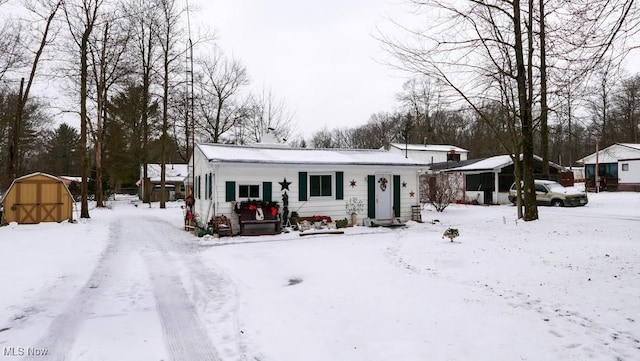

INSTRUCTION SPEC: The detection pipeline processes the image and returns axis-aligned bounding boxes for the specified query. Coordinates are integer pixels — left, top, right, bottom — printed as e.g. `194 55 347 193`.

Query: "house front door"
375 174 393 220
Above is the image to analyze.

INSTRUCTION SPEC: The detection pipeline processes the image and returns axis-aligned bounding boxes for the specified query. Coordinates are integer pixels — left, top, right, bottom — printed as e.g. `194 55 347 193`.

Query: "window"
310 174 332 197
447 153 461 162
239 184 260 199
534 183 547 193
622 163 629 171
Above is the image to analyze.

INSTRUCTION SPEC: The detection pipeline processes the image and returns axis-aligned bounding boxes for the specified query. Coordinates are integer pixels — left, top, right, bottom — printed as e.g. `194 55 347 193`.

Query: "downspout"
213 163 219 218
417 168 427 206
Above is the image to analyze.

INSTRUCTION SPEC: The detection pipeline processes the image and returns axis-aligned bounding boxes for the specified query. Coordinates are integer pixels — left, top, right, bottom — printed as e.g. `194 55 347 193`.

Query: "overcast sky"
192 0 413 139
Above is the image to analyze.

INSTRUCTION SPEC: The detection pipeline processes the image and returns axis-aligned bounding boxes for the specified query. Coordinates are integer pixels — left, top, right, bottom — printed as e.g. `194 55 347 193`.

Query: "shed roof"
197 143 429 167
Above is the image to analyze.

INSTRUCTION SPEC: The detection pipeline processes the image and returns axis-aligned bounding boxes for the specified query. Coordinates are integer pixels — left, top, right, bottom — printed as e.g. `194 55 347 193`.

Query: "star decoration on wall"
402 181 407 188
350 180 357 188
279 178 292 191
409 190 415 197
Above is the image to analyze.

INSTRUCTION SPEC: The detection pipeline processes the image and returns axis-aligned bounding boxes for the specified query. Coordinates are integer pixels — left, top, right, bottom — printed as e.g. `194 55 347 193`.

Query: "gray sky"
193 0 412 139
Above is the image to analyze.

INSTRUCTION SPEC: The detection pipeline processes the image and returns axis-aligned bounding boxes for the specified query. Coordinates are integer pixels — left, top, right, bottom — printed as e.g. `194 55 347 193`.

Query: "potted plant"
345 197 364 226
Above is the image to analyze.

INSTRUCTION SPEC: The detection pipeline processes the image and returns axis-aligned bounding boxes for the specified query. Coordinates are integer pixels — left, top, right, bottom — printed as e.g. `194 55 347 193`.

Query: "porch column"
494 171 499 205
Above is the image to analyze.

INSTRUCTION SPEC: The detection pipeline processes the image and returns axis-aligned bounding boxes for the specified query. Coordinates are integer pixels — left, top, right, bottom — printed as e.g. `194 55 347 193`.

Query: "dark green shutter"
210 174 213 199
367 175 375 218
263 182 272 202
205 174 208 199
225 181 235 202
299 172 307 201
393 175 401 217
336 171 344 200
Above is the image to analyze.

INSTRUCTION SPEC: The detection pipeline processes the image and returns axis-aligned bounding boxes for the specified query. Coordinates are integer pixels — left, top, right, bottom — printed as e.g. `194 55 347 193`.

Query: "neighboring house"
443 155 564 205
577 143 640 191
138 163 189 201
386 143 470 164
190 143 429 232
58 175 82 200
618 159 640 191
424 159 482 204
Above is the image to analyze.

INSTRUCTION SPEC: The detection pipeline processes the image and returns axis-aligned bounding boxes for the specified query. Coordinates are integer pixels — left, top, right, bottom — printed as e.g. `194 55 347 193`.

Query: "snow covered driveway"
1 202 235 360
1 193 639 361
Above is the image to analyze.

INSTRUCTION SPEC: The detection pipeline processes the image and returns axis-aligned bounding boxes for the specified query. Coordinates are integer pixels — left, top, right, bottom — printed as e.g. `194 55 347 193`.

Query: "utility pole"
185 0 195 201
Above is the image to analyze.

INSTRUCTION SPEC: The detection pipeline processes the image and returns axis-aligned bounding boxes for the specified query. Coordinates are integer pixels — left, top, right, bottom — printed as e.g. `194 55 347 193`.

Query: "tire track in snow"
126 216 221 361
22 221 123 361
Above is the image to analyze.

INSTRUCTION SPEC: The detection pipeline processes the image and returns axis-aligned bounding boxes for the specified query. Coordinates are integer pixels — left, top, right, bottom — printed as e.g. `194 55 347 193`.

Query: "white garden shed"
190 143 429 233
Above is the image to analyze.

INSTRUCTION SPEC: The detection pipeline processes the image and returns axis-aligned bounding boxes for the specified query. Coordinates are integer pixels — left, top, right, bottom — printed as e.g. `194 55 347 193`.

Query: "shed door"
14 181 65 224
375 174 393 220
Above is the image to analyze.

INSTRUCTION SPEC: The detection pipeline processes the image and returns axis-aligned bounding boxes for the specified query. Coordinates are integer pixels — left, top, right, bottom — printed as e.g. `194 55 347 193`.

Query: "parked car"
509 180 588 207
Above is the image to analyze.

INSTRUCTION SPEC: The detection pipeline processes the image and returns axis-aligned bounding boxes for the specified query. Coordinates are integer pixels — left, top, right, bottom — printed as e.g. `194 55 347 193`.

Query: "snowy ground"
0 192 639 361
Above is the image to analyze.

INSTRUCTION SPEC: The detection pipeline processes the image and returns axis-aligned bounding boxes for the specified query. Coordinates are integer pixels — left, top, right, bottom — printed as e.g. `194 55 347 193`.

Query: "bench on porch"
239 208 281 236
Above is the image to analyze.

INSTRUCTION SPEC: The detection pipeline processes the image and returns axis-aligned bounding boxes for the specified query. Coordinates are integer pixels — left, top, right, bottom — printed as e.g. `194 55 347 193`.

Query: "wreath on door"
378 177 388 191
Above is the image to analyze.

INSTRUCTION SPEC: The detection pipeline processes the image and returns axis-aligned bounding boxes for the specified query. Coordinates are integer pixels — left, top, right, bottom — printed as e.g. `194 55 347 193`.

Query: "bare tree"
5 0 62 189
156 0 186 209
241 87 296 144
195 49 250 143
127 0 160 204
380 0 638 221
612 74 640 143
396 77 444 143
309 127 334 148
63 0 103 218
0 15 25 84
87 10 131 207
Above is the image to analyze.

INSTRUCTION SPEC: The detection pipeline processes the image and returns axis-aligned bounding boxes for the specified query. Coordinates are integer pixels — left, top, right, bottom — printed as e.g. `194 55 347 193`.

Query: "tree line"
0 0 296 217
308 72 640 164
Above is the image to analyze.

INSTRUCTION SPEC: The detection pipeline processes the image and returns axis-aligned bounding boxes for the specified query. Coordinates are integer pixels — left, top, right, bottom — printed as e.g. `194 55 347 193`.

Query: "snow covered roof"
58 175 82 183
196 143 430 167
445 154 564 173
619 143 640 151
143 164 189 182
447 155 514 172
388 143 469 153
577 143 640 164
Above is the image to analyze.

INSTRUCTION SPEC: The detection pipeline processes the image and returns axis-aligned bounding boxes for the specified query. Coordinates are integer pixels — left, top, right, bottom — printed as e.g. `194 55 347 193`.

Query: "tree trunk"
8 78 24 183
94 23 108 208
160 50 168 209
80 28 91 218
513 0 538 221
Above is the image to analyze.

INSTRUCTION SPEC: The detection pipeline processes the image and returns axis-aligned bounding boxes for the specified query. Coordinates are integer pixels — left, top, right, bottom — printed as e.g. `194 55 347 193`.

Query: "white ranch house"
386 143 469 164
190 143 429 232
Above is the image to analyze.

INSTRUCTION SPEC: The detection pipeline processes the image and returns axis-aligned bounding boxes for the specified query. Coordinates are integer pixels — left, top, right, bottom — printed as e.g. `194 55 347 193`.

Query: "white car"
508 180 588 207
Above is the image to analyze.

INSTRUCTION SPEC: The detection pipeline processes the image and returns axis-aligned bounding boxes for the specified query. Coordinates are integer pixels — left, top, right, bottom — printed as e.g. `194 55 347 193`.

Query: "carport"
0 172 75 224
